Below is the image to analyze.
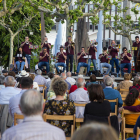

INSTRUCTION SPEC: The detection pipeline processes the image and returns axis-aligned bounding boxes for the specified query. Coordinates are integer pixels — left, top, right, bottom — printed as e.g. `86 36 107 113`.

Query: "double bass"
135 44 140 72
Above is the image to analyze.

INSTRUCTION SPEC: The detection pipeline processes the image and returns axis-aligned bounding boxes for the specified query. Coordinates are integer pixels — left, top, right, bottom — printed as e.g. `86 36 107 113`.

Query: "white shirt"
2 115 66 140
69 88 89 118
0 87 20 104
9 89 27 123
33 82 39 91
66 77 76 86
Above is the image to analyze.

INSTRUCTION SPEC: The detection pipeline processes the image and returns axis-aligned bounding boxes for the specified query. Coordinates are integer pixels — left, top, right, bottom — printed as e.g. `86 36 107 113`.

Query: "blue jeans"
100 63 112 74
25 54 31 67
38 61 50 73
76 62 90 74
120 63 131 76
66 55 73 72
110 58 119 73
55 62 66 73
88 59 97 71
16 61 25 71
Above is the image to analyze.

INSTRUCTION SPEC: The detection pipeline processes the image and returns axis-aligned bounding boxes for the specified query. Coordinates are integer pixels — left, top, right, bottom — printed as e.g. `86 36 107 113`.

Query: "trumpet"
91 42 98 46
102 52 108 56
112 44 121 49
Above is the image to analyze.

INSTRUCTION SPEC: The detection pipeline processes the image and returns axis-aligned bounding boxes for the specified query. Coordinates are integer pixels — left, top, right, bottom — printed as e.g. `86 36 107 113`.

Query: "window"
52 25 56 30
95 25 98 30
106 42 109 48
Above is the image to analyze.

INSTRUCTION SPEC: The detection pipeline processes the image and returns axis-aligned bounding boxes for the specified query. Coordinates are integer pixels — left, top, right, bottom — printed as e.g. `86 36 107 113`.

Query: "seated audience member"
71 123 118 140
47 77 67 100
103 77 123 112
34 69 46 91
2 70 8 77
38 47 50 74
0 75 5 90
123 89 140 128
61 72 71 90
15 46 25 72
44 79 75 136
8 71 16 79
86 74 98 87
9 77 33 123
111 75 117 87
18 70 29 77
137 72 140 79
129 76 140 92
2 89 65 140
9 64 17 73
29 73 39 91
84 84 119 134
133 116 140 139
117 73 132 94
69 77 89 118
55 46 67 74
0 76 20 104
45 72 54 93
66 72 76 86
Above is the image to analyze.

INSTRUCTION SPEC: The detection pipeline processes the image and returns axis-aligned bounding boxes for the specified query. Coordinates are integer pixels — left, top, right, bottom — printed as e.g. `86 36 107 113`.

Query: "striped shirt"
2 115 66 140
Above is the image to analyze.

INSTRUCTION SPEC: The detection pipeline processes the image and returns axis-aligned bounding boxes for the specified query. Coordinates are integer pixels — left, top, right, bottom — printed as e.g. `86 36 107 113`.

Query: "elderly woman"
44 79 75 136
47 77 67 100
129 76 140 92
117 73 132 94
29 73 39 91
0 75 5 90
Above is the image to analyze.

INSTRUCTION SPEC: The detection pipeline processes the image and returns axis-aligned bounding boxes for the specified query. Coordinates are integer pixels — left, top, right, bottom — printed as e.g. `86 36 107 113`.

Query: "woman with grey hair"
0 75 5 90
44 79 75 137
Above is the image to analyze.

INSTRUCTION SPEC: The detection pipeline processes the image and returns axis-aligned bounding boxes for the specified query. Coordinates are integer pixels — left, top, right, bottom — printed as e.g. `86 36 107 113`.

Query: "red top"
121 53 131 64
99 54 108 63
108 46 118 58
57 52 67 63
65 41 74 55
133 41 140 56
77 52 88 63
88 46 96 59
41 43 51 54
21 42 32 55
69 84 87 94
39 52 49 62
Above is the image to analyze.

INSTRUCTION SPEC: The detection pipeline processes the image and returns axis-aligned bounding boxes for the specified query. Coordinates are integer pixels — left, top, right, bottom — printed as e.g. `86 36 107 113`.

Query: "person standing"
120 47 132 77
65 36 75 73
38 47 50 74
98 47 112 75
41 36 51 57
76 47 90 76
20 36 32 68
108 40 120 77
133 36 140 73
55 46 67 74
87 43 97 71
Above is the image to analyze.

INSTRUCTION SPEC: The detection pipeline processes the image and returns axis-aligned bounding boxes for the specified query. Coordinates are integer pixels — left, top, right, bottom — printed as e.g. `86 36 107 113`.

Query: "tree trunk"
9 34 14 69
66 16 72 39
41 12 46 43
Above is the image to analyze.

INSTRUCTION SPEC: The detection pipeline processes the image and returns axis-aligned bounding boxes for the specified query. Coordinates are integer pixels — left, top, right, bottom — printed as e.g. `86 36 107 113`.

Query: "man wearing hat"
55 46 67 75
18 70 29 77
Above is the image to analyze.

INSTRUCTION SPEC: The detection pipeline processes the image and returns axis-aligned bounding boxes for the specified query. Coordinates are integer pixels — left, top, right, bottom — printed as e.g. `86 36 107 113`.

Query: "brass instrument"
71 42 75 46
112 44 121 49
91 42 98 46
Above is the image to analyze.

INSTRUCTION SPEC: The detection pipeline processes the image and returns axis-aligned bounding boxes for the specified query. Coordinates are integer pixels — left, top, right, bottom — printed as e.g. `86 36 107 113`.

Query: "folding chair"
121 109 140 140
38 85 45 98
121 94 127 102
14 113 24 126
120 89 129 95
74 103 86 123
136 127 140 140
43 114 75 140
105 98 118 116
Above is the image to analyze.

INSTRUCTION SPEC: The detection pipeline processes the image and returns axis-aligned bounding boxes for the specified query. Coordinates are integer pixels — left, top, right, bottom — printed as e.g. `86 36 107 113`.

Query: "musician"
41 36 51 56
38 47 50 74
120 47 132 77
108 40 120 76
20 36 32 68
76 47 90 76
55 46 67 74
65 36 75 72
87 42 97 71
133 36 140 72
98 47 111 75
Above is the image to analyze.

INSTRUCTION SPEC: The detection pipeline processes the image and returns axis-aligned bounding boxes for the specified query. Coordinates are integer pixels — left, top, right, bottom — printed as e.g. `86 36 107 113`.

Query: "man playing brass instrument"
133 36 140 73
120 47 132 77
98 47 111 75
87 42 97 71
55 46 67 75
108 40 120 77
65 36 75 72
